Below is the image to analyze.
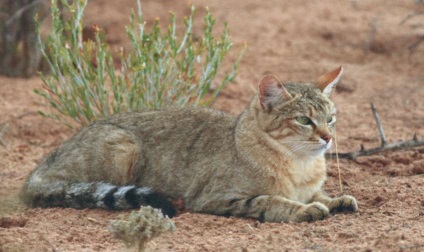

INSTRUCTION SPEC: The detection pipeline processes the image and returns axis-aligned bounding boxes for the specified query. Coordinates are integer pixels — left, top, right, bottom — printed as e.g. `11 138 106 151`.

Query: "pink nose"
321 134 332 143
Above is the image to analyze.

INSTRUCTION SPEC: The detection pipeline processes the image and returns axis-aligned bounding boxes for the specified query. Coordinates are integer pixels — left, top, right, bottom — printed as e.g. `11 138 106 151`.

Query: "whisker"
283 143 306 159
282 141 320 149
279 143 301 159
279 140 317 144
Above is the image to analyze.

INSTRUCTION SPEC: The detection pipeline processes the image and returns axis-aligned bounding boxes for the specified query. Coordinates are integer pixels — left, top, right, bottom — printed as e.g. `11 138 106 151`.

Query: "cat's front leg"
221 195 330 223
312 191 358 213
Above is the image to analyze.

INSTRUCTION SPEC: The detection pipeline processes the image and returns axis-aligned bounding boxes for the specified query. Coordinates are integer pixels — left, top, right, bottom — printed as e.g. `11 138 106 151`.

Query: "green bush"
35 0 245 128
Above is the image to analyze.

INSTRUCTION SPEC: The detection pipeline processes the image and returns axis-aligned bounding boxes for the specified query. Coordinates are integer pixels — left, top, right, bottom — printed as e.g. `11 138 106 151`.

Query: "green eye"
295 116 312 125
327 116 336 124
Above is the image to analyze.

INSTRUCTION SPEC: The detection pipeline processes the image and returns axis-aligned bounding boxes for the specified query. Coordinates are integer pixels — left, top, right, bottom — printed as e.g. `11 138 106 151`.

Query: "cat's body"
22 66 358 222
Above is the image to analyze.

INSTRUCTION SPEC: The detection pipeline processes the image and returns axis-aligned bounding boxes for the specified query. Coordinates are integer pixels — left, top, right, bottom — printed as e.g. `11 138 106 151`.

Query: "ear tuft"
258 74 292 112
316 66 343 97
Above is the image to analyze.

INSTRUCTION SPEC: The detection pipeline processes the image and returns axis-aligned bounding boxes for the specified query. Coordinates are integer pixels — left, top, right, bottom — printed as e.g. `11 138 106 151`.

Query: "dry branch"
399 11 424 25
398 11 424 53
326 136 424 160
364 17 378 54
326 103 424 159
408 34 424 53
0 123 8 146
371 103 386 146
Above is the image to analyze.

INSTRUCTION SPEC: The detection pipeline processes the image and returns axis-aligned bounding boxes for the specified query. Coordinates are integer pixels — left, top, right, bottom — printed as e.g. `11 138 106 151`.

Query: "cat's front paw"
328 195 358 213
294 202 329 222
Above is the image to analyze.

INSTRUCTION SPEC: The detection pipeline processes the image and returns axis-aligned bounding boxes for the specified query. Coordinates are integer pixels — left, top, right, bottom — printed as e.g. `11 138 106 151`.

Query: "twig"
326 136 424 159
364 18 378 54
399 11 424 25
408 34 424 53
399 12 424 53
0 123 9 147
371 103 386 146
87 217 100 224
326 104 424 159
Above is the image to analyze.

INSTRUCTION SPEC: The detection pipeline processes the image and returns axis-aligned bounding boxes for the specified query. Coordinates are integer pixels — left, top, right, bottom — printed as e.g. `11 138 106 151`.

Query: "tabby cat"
22 66 358 222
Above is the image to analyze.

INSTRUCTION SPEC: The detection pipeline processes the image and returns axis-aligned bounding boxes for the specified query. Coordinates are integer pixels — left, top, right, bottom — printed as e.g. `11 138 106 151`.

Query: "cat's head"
253 66 343 157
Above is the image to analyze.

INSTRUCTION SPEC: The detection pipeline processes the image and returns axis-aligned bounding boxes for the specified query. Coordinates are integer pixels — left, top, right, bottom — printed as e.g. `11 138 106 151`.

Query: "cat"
22 66 358 222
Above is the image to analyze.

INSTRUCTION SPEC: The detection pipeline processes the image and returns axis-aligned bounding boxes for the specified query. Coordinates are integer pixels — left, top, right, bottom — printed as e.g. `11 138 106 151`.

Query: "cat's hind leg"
21 125 176 217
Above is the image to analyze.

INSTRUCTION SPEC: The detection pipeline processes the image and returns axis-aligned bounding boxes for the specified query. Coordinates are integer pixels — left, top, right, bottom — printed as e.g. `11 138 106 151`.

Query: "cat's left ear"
316 66 343 97
258 74 293 112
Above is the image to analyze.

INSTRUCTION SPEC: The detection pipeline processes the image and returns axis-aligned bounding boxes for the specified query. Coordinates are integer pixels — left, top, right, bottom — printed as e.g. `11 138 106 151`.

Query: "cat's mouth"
282 139 332 157
286 141 332 157
308 139 332 155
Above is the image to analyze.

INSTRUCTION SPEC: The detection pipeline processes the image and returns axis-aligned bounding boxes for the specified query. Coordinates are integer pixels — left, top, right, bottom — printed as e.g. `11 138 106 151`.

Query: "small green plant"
109 206 176 252
36 0 245 128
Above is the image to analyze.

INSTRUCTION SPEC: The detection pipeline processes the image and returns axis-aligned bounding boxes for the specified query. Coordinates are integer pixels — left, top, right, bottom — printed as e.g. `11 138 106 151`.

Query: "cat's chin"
301 148 326 157
298 143 332 158
311 148 328 157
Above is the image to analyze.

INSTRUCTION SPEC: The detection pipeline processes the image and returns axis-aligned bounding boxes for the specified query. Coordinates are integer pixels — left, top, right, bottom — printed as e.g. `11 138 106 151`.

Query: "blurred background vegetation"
0 0 245 128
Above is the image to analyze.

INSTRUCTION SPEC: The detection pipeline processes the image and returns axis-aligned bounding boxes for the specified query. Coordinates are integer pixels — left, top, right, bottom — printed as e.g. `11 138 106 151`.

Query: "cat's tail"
21 180 176 218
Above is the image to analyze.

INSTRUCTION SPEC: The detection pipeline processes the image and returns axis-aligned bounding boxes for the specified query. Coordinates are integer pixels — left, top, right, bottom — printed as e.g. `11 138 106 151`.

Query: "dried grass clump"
109 206 176 252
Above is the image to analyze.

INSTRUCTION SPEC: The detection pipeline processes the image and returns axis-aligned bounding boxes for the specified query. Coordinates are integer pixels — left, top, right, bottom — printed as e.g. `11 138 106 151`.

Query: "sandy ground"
1 0 424 251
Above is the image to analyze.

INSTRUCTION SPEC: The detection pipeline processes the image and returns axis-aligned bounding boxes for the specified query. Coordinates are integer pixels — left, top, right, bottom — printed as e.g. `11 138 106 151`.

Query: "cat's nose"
321 134 332 143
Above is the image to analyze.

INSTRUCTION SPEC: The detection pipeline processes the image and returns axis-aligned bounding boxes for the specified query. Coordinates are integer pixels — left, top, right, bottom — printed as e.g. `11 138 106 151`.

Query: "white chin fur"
307 140 332 157
286 139 332 158
312 148 327 157
325 139 333 150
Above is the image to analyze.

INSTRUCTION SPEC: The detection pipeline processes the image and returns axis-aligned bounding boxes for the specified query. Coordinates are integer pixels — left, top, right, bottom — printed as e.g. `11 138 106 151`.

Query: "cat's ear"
258 74 292 112
316 66 343 97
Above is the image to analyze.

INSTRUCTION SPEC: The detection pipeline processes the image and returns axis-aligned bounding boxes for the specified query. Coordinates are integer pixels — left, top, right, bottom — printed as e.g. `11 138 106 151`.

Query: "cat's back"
96 106 235 134
87 107 236 144
32 106 238 187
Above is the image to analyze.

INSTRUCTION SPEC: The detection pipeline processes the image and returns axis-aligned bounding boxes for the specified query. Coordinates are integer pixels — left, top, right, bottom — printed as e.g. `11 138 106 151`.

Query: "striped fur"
22 67 357 222
23 181 176 217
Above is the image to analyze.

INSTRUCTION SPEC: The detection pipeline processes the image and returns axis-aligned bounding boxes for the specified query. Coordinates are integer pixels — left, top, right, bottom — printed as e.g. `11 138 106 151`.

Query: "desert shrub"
35 0 245 128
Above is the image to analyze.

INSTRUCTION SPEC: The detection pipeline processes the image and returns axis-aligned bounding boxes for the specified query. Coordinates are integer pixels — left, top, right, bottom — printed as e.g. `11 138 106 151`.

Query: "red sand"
1 1 423 251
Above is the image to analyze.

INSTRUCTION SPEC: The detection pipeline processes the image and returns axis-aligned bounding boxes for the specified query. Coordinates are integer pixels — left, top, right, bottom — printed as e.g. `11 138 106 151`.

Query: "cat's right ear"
316 66 343 97
258 74 293 112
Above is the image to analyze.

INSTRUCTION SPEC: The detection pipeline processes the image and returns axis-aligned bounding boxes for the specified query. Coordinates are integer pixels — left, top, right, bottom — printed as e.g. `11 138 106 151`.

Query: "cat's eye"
295 116 312 125
327 115 336 124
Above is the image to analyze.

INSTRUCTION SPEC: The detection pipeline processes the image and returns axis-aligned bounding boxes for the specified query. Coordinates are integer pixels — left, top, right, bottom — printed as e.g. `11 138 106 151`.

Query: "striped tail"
21 181 176 218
